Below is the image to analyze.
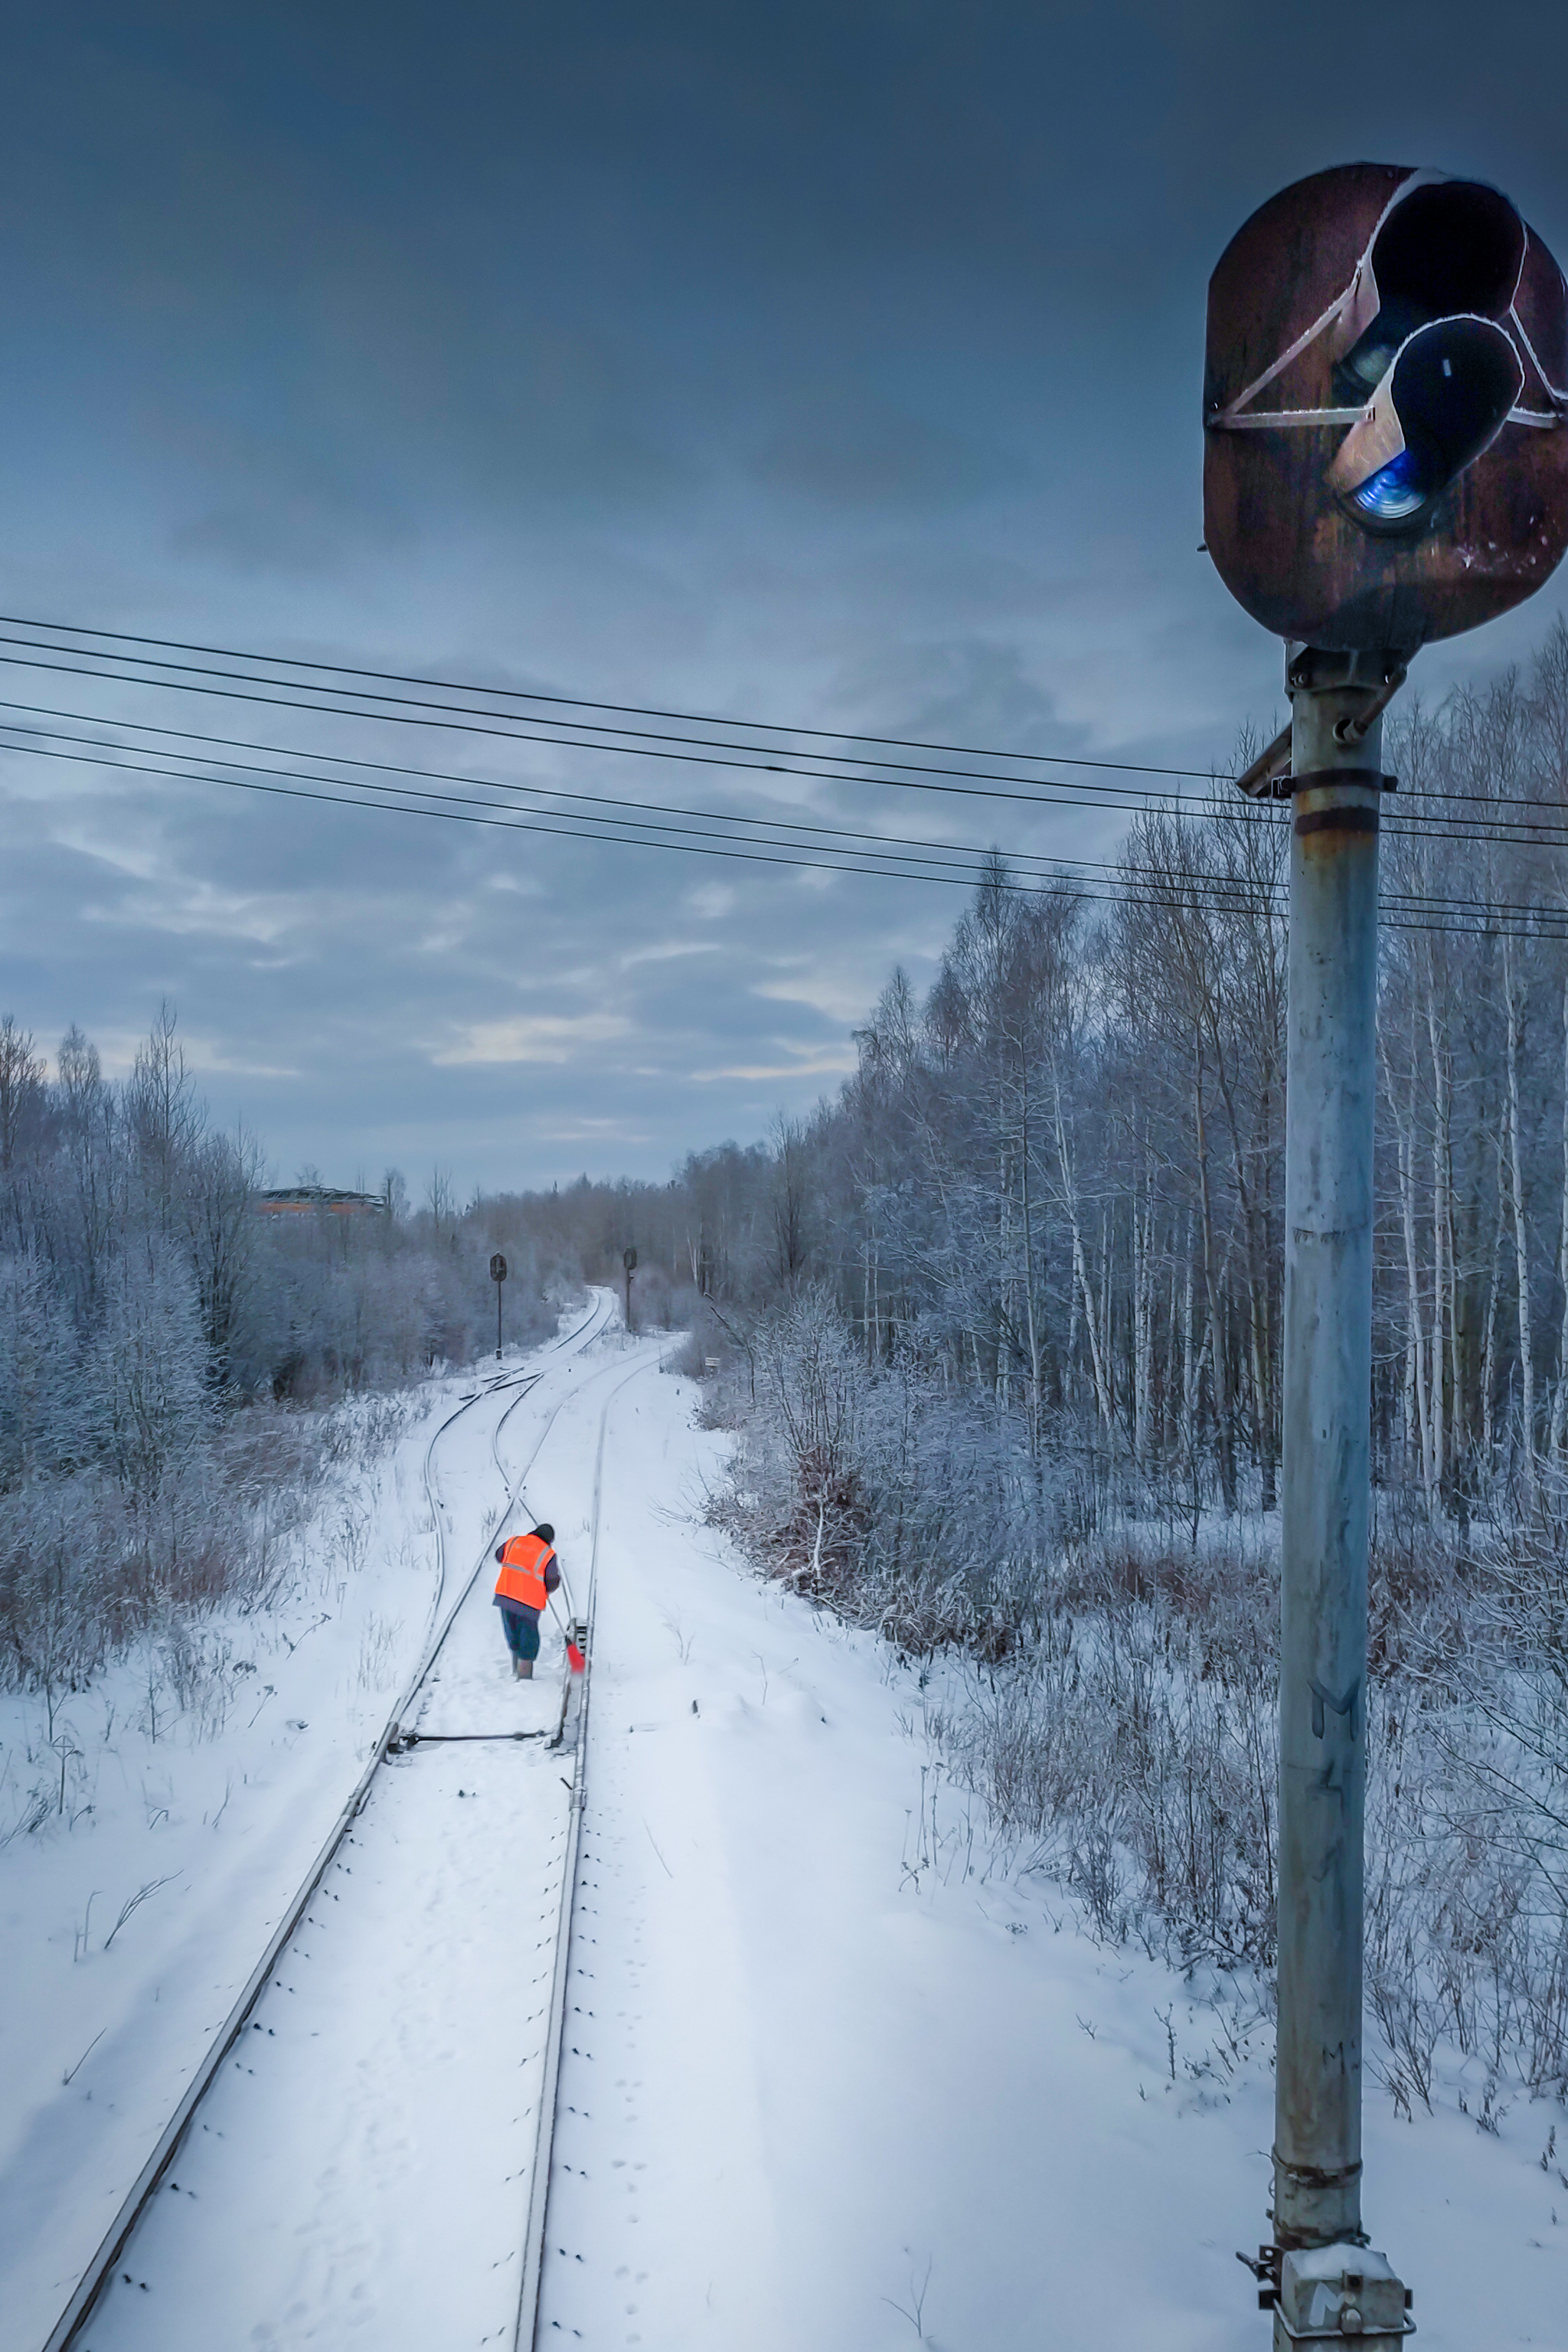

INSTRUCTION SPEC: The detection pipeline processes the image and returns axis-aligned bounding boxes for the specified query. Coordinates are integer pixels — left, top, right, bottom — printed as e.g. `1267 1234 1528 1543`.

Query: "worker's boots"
514 1658 534 1680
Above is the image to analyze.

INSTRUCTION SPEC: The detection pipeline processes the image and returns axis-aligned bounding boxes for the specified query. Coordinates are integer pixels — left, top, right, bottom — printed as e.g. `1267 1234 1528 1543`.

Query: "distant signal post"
490 1252 507 1361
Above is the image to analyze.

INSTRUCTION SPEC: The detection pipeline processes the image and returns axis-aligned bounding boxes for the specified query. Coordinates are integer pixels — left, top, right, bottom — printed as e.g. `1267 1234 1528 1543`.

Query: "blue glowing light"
1348 445 1431 522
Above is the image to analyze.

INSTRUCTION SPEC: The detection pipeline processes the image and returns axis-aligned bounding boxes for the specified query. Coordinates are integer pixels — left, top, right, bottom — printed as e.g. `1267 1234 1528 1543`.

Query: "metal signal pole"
1273 647 1390 2257
1204 158 1568 2346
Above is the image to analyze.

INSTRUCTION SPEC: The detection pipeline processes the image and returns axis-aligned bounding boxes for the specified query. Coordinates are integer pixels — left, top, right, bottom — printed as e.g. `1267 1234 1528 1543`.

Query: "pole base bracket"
1264 2243 1413 2345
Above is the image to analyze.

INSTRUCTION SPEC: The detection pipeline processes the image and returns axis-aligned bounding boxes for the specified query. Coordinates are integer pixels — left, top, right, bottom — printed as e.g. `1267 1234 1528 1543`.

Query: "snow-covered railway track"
39 1295 622 2352
515 1346 629 2350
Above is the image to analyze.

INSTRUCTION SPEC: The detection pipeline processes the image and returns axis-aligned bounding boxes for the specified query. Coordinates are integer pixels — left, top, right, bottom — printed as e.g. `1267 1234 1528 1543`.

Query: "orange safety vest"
495 1532 554 1612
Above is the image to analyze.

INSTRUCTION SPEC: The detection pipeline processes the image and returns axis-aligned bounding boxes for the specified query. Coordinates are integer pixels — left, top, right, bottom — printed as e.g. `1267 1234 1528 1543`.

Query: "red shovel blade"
567 1639 586 1674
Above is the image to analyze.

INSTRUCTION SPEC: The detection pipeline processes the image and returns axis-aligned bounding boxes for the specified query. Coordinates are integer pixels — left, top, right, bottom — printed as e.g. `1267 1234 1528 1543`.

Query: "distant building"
254 1186 387 1218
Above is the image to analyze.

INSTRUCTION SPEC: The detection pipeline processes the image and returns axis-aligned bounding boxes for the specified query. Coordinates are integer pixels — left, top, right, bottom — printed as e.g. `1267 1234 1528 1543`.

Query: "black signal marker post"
622 1246 637 1334
490 1252 507 1361
1206 164 1568 2347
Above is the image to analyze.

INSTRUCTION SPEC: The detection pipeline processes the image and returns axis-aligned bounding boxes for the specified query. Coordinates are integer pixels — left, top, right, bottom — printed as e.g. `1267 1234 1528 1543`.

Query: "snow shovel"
548 1593 586 1674
554 1567 587 1669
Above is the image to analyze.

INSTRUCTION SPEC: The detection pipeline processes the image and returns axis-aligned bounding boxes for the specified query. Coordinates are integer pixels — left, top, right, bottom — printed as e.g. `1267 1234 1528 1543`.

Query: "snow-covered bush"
940 1512 1568 2100
709 1284 1568 2103
714 1286 1066 1657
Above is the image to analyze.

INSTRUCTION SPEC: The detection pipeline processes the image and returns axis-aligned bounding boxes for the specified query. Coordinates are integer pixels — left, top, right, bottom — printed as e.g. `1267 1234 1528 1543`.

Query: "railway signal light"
490 1251 507 1359
1205 165 1568 650
1206 160 1568 2349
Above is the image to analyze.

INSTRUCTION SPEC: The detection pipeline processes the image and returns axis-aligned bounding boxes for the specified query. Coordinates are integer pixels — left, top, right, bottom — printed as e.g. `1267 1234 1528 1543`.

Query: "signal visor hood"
1328 315 1525 534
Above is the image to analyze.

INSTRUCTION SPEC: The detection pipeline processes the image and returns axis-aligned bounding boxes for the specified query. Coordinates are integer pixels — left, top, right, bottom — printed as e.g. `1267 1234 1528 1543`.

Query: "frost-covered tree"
0 1003 559 1697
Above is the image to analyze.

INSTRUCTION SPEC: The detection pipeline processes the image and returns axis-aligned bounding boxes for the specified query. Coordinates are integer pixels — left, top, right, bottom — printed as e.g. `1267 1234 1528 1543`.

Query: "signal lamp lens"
1337 299 1426 399
1345 444 1432 523
1329 315 1524 537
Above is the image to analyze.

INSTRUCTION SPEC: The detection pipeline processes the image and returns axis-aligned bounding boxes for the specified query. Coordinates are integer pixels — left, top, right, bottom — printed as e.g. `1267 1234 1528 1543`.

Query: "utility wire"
3 727 1563 942
0 614 1228 782
0 729 1102 890
0 737 1233 900
2 710 1558 926
8 610 1568 818
0 728 1293 903
1 653 1566 865
0 650 1227 825
0 629 1232 805
0 713 1510 913
0 712 1168 880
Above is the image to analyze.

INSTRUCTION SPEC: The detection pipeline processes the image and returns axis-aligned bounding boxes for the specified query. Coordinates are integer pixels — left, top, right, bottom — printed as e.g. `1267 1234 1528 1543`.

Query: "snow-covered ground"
7 1321 1564 2350
545 1371 1566 2352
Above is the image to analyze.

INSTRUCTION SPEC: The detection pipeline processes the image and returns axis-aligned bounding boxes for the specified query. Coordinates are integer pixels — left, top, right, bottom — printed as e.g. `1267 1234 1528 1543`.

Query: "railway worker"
493 1521 560 1679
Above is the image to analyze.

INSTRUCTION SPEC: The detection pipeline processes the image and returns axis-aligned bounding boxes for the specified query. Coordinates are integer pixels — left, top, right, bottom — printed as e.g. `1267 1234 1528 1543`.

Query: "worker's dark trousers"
497 1602 541 1662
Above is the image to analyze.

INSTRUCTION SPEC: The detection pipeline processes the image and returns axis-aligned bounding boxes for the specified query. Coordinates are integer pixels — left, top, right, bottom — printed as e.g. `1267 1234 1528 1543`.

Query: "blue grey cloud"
2 0 1566 1191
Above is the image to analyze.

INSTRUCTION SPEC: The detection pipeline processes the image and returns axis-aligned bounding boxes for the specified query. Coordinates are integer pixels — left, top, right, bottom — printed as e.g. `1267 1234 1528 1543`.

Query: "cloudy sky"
5 1 1568 1197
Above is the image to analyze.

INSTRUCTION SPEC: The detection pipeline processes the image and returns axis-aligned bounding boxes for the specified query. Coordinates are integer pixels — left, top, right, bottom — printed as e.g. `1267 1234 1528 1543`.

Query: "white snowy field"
0 1303 618 2352
5 1318 1564 2350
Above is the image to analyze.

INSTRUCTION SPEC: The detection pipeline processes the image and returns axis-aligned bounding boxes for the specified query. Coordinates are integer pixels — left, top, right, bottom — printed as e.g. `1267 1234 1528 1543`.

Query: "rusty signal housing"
1204 164 1568 652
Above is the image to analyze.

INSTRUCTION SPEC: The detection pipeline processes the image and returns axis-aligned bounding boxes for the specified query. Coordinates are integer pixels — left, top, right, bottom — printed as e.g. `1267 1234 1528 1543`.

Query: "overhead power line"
0 612 1226 782
0 648 1230 826
0 619 1566 913
3 721 1564 943
0 648 1566 864
2 707 1560 926
6 609 1568 819
0 733 1240 903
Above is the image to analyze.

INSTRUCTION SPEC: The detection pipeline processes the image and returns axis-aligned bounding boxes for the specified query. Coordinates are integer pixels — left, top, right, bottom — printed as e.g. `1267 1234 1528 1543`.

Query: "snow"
80 1740 572 2349
544 1374 1566 2352
5 1314 1565 2350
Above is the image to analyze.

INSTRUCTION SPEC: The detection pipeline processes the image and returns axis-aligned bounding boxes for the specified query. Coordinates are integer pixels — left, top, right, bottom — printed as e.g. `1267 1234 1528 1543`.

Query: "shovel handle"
547 1592 587 1671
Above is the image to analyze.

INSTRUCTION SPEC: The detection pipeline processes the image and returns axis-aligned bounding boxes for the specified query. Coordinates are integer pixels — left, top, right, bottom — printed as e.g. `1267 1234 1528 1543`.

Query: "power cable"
0 652 1565 864
0 614 1231 782
0 730 1098 891
3 727 1563 942
7 610 1568 818
0 650 1229 825
2 710 1557 925
0 713 1181 882
0 737 1223 899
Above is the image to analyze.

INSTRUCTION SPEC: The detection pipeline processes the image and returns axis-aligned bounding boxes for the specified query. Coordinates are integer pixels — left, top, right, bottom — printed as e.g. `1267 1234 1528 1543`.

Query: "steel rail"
391 1290 614 1723
38 1293 612 2352
518 1346 660 2352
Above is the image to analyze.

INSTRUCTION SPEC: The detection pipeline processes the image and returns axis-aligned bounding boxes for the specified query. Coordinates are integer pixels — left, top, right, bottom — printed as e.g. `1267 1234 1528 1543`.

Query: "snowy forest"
638 625 1568 2111
0 1006 576 1703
